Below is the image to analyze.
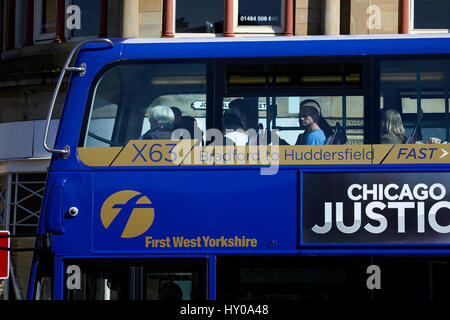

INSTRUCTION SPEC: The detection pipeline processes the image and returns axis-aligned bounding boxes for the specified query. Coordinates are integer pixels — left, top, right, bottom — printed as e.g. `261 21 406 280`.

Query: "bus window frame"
216 56 372 144
77 53 450 150
32 253 54 300
219 56 369 95
376 53 450 144
78 58 215 149
62 258 208 300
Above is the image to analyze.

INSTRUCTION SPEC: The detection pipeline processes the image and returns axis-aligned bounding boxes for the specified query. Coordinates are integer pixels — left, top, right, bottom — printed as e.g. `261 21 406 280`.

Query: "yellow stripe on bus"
78 147 122 167
77 142 450 167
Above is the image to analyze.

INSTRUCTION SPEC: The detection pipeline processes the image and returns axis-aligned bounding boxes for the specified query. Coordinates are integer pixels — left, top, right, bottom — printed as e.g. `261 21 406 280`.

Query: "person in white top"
222 108 248 146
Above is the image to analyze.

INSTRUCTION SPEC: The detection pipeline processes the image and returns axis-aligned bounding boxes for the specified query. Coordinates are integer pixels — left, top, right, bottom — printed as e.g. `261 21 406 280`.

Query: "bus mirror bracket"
43 38 114 158
66 63 87 77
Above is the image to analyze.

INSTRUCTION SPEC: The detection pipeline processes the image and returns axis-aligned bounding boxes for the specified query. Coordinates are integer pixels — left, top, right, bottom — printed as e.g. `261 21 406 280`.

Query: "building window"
174 0 285 36
65 0 101 40
411 0 450 33
34 0 57 41
15 0 27 48
235 0 285 34
175 0 224 34
237 0 281 27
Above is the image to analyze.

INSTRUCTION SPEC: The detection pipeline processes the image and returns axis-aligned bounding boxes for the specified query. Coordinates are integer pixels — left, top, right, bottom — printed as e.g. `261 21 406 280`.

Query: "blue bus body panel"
49 40 122 172
120 36 450 60
43 171 93 254
91 169 297 253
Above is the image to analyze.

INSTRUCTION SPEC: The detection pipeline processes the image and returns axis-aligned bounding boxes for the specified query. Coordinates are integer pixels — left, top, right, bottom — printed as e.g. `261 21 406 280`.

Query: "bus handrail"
43 38 114 158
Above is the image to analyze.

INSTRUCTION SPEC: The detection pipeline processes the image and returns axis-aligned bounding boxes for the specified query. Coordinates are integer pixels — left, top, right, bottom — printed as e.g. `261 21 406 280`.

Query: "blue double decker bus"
28 34 450 300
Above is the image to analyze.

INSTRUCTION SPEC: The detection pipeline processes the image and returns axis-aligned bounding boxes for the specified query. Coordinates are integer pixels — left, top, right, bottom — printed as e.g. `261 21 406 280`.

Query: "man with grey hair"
140 105 175 140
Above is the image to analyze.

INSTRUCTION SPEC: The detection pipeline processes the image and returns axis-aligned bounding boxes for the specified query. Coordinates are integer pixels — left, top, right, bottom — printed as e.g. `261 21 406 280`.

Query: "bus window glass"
145 272 198 300
380 59 450 144
223 62 363 146
35 276 52 300
217 256 450 300
217 256 365 300
226 63 361 90
65 263 129 300
143 259 206 300
36 277 53 300
34 256 53 300
64 260 206 300
82 63 207 147
222 95 363 145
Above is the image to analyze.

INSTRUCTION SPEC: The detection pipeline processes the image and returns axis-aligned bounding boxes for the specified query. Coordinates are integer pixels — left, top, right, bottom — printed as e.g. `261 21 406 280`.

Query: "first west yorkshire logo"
101 190 155 238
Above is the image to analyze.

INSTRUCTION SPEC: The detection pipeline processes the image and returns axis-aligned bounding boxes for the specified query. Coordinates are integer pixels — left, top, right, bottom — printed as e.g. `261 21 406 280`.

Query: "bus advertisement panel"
302 172 450 244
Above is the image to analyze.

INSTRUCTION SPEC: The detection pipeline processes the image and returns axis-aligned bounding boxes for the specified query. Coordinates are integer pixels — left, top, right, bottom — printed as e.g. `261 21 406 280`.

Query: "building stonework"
295 0 400 36
295 0 322 35
140 0 163 37
350 0 399 35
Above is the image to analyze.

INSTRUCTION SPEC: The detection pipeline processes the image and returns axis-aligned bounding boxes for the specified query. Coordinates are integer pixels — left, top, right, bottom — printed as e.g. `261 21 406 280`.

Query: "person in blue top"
270 99 330 146
297 100 326 145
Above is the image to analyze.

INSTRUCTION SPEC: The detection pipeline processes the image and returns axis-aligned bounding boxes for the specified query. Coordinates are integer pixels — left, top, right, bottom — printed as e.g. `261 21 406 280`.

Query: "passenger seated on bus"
229 99 250 130
159 281 182 300
294 100 326 145
222 109 248 146
406 125 441 144
171 106 182 128
274 99 332 146
172 115 203 145
380 109 406 144
229 98 262 145
298 99 333 142
140 105 175 140
427 137 442 144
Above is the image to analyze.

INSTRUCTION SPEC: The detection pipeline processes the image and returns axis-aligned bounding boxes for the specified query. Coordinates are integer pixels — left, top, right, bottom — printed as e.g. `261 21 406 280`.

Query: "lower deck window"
217 256 450 300
64 259 206 300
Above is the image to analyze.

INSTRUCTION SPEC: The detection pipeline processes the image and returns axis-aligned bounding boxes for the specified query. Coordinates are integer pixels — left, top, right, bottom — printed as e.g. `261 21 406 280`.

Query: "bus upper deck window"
226 63 361 90
277 96 362 145
80 63 208 148
221 95 364 146
380 58 450 144
223 62 363 146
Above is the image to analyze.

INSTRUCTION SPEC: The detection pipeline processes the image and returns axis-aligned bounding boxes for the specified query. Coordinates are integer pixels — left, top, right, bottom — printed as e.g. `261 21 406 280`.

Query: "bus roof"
109 34 450 60
121 33 450 44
